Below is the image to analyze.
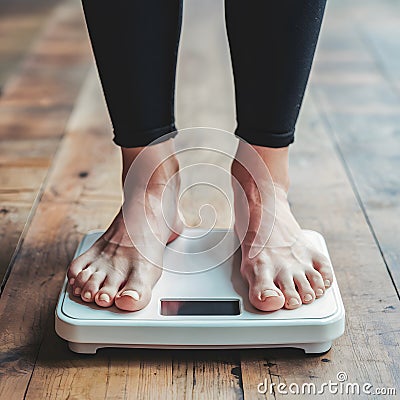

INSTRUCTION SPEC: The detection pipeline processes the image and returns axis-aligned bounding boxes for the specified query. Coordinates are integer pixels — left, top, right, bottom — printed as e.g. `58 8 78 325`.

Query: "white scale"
55 229 345 354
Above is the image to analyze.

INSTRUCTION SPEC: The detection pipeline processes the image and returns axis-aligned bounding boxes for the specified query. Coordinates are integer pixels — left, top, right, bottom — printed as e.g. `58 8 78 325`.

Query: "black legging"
81 0 326 148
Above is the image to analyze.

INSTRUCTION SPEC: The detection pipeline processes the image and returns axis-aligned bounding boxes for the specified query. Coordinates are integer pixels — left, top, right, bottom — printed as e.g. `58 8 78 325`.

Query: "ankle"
121 139 179 184
231 143 291 192
249 144 290 192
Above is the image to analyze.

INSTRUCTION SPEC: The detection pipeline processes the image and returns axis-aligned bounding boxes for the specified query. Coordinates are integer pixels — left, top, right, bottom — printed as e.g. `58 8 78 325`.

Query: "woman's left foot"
231 144 334 312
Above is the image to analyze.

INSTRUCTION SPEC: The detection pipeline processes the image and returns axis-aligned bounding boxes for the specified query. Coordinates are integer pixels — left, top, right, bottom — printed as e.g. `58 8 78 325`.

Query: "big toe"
249 285 285 312
115 287 151 312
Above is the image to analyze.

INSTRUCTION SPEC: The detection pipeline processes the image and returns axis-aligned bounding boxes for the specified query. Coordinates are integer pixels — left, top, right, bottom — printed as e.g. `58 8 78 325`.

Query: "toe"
312 251 334 288
294 273 315 304
113 264 162 312
115 284 151 312
67 250 96 285
276 274 302 309
306 269 325 298
81 271 106 302
248 275 285 312
73 267 93 297
241 258 286 312
114 270 154 311
95 274 124 308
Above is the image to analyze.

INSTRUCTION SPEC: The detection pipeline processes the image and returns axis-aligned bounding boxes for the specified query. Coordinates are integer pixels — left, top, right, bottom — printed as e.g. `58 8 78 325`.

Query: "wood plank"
0 0 64 88
0 1 91 140
0 0 92 286
0 77 122 396
0 139 56 286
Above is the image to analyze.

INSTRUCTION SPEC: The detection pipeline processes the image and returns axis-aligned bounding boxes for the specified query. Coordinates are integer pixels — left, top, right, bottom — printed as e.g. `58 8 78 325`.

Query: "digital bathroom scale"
55 229 345 354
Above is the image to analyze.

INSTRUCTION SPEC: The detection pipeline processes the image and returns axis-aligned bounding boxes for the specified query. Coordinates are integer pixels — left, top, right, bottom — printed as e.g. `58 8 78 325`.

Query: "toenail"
288 298 300 306
304 293 313 302
120 290 140 301
69 278 75 285
83 291 91 300
74 287 81 295
324 279 331 287
99 293 110 302
261 289 279 300
316 288 324 296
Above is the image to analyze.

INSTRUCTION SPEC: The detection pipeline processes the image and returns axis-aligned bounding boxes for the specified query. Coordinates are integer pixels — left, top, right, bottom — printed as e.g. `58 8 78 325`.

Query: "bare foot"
67 140 181 311
232 143 334 312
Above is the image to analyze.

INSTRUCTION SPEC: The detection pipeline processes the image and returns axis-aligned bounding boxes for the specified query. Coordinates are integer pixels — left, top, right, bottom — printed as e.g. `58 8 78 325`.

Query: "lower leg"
226 1 331 311
81 0 183 147
225 0 327 148
68 1 183 311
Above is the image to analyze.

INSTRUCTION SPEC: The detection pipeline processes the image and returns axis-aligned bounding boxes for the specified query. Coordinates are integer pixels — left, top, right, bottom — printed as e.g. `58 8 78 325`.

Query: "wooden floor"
1 0 399 398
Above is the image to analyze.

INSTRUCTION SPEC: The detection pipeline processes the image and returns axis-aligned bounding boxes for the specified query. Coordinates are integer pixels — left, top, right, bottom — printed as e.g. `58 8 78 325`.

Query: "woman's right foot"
67 140 181 311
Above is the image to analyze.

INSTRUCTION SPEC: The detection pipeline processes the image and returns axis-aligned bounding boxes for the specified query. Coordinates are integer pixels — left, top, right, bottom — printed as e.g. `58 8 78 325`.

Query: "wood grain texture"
0 0 91 140
0 0 92 285
0 0 64 88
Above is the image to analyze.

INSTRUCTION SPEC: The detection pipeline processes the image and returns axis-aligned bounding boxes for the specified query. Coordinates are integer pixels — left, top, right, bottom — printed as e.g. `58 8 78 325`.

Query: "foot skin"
67 141 181 311
231 144 334 312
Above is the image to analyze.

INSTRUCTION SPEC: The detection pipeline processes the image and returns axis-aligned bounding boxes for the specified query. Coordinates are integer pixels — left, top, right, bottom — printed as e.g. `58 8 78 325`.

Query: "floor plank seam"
0 185 42 295
23 333 46 400
0 69 93 296
0 0 92 294
311 91 400 300
358 26 400 100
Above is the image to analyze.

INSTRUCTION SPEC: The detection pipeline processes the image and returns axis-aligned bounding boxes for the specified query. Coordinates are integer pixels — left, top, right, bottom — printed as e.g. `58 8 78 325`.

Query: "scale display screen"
161 300 240 316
